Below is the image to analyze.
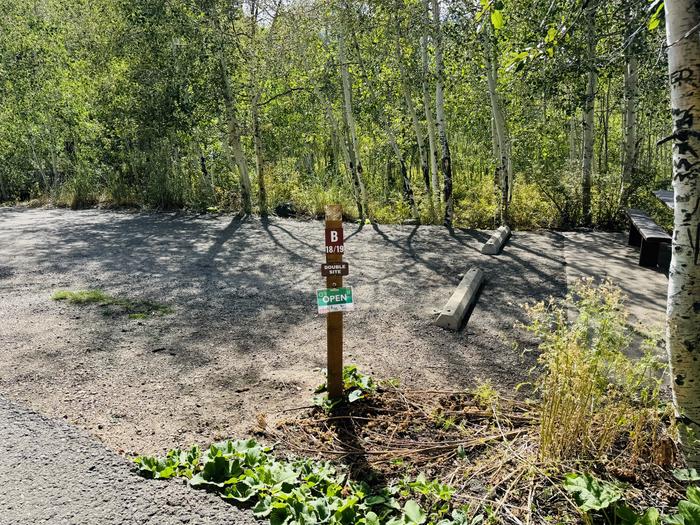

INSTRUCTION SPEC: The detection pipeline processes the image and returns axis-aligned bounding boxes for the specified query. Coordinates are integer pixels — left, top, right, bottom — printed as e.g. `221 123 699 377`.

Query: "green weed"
563 471 700 525
314 365 377 412
472 380 500 411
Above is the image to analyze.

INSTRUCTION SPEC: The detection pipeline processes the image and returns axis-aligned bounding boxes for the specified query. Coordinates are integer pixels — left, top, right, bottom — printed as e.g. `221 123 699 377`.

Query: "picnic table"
653 189 674 210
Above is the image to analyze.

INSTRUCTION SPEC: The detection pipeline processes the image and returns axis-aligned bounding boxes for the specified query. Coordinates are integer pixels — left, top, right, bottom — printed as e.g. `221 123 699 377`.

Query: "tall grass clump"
524 279 674 464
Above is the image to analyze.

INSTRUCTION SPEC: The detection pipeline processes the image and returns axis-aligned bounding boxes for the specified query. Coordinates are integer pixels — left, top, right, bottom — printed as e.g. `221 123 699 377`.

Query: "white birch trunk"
312 85 355 195
431 0 453 227
214 17 252 215
569 107 577 165
581 1 597 226
338 29 368 221
396 25 431 220
621 53 638 206
249 0 266 216
349 24 418 220
421 0 440 210
664 0 700 466
484 35 512 225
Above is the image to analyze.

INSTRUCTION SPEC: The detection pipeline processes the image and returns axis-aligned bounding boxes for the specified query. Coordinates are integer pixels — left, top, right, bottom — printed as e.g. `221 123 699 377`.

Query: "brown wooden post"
325 204 344 400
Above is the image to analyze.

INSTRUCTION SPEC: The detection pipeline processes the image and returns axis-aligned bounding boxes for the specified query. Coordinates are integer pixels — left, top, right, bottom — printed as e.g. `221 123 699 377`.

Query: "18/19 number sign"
325 228 344 254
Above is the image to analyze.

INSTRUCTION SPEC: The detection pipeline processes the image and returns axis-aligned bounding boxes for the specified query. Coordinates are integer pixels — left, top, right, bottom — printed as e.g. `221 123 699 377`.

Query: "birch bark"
663 0 700 466
338 29 368 220
484 35 512 225
581 0 597 225
349 19 418 220
431 0 453 227
422 0 440 210
213 13 252 214
620 18 639 207
249 0 266 215
395 20 431 220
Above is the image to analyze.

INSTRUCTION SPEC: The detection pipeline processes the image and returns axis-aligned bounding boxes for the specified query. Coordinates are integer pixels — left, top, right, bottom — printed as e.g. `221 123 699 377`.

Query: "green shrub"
508 181 559 229
524 279 670 462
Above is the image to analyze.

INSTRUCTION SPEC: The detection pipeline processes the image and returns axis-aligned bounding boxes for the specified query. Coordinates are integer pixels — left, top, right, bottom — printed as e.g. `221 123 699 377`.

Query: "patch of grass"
52 289 173 319
52 289 111 304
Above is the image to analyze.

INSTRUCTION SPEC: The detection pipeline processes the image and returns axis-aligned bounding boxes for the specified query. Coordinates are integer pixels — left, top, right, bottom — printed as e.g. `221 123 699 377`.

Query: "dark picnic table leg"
639 239 664 268
628 221 642 247
657 241 671 276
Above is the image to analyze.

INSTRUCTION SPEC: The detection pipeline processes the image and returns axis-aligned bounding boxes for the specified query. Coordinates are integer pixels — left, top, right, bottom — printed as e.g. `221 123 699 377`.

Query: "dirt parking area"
0 208 665 456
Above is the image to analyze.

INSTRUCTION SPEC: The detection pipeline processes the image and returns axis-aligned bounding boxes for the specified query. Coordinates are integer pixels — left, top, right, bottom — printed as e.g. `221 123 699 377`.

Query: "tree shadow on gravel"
2 210 571 411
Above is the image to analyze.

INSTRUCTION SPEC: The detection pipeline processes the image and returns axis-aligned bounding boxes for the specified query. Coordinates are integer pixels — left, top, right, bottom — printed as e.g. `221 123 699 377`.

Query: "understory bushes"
7 163 671 232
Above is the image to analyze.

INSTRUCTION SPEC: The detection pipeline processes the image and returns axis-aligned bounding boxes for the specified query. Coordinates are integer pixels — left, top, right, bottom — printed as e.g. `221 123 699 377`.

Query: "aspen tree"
663 0 700 466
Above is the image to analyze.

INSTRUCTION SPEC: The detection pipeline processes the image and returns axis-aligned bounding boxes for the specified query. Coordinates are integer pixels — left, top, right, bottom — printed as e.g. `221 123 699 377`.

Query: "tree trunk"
249 0 267 216
581 1 597 226
620 22 639 208
431 0 453 227
338 29 368 221
421 0 440 210
484 34 512 226
396 17 433 221
569 110 577 165
312 84 358 213
349 18 418 220
251 97 266 215
0 173 8 201
663 0 700 466
600 76 611 175
214 15 252 215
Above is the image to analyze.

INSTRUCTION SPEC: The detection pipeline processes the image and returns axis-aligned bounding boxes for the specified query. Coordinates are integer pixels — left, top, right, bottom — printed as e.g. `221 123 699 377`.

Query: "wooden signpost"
318 204 352 399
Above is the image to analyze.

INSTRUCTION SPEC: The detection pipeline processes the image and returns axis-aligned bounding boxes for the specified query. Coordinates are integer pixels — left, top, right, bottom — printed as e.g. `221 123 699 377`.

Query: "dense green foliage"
0 0 673 228
563 471 700 524
134 439 478 524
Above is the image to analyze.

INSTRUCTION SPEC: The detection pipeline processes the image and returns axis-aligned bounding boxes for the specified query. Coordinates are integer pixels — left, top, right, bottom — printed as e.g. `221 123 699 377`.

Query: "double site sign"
317 204 354 399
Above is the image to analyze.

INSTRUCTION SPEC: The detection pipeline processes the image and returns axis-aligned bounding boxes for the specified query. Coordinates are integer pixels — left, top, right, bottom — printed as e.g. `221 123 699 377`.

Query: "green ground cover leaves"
134 438 478 525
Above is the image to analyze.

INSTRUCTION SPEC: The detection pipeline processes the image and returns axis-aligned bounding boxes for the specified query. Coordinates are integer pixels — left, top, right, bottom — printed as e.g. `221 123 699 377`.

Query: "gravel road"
0 207 574 456
0 394 255 525
0 207 669 523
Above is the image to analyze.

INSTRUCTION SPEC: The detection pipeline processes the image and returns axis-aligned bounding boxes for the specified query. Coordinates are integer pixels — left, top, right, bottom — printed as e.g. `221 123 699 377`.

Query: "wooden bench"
626 208 671 269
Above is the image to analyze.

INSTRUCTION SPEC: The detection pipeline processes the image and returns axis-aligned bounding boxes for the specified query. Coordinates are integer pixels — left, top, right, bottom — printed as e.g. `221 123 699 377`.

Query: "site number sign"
325 228 344 254
317 287 354 314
